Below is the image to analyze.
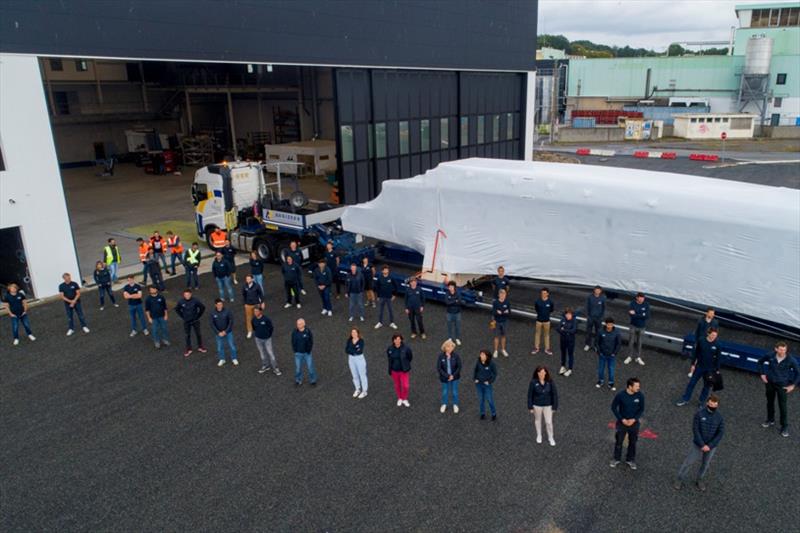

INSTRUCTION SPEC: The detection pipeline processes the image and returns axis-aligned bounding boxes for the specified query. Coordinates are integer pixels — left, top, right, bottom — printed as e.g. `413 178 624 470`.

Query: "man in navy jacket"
677 328 721 407
625 292 650 366
405 277 426 339
610 377 645 470
675 394 725 491
292 318 317 386
374 265 399 330
595 318 621 390
210 299 237 366
758 341 799 437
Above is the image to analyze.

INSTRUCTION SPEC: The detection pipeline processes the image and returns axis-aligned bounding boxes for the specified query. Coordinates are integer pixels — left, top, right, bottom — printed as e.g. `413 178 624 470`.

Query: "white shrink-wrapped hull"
341 158 800 328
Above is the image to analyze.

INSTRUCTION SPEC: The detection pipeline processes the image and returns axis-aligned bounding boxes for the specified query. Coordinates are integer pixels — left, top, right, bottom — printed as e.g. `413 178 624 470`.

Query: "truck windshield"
191 183 208 206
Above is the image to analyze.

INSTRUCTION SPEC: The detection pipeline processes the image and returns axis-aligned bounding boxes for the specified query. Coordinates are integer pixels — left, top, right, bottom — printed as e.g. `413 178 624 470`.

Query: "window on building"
49 58 63 71
420 119 430 152
399 121 410 155
730 117 751 130
75 59 89 72
774 97 783 108
506 113 513 139
460 117 469 146
788 7 799 26
722 118 729 123
770 8 780 26
53 91 70 115
477 115 485 144
440 118 449 148
492 115 500 142
714 117 721 123
340 125 354 162
776 73 787 85
690 118 697 123
367 124 374 158
375 123 387 158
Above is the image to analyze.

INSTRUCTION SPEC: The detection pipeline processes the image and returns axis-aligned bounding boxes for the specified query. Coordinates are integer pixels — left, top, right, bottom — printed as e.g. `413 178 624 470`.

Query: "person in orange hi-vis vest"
166 230 185 276
210 227 227 252
136 237 152 285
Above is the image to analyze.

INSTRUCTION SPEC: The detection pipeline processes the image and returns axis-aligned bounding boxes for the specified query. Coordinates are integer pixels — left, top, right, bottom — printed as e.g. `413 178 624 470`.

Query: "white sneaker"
358 391 368 399
321 310 327 316
397 399 403 407
66 329 75 336
13 339 19 346
536 434 542 444
389 323 398 330
549 438 556 447
114 303 119 308
440 404 447 413
217 360 226 367
374 322 383 329
455 339 461 346
28 334 36 341
402 400 410 407
82 326 90 334
493 350 499 358
453 405 459 414
354 389 361 398
247 331 253 339
301 289 307 295
502 349 509 357
359 316 364 322
99 306 104 311
232 359 239 366
143 329 150 336
296 303 301 309
349 317 354 322
584 344 591 351
564 369 572 377
636 357 645 366
284 303 292 309
558 366 567 375
623 356 633 365
130 330 138 337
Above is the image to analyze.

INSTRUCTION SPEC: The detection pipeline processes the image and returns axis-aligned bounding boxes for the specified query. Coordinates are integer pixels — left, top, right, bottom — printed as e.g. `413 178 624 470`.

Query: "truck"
191 160 360 265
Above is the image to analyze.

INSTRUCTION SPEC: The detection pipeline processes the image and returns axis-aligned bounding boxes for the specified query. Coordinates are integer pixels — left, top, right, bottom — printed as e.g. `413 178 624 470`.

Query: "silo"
743 36 773 75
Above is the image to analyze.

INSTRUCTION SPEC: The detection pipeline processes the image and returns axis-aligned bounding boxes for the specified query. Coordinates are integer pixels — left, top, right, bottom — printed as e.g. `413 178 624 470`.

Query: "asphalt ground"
2 265 798 532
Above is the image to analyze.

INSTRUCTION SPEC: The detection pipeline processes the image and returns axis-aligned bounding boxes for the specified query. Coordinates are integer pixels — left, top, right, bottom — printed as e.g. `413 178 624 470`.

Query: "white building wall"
0 54 80 298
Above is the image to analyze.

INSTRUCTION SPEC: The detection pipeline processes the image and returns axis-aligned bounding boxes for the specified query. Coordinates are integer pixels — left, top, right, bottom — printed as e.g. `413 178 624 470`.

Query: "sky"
538 0 786 51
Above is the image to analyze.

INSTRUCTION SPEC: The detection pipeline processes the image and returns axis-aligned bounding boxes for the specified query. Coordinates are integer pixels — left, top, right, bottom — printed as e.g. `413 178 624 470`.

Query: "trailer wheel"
254 238 273 263
277 241 292 264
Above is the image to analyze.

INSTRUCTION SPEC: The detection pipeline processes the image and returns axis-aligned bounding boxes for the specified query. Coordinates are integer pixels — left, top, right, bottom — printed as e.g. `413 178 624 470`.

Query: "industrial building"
0 1 538 300
565 2 799 131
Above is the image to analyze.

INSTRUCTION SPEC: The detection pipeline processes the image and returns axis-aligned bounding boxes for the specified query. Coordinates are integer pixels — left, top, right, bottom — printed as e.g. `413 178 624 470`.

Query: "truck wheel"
254 238 273 263
277 241 292 263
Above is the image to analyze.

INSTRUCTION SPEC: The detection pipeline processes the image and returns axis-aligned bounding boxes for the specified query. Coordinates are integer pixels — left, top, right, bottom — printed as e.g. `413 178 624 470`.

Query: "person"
136 237 151 285
557 307 577 376
474 349 497 420
3 283 35 345
175 289 207 357
146 250 166 292
674 395 725 492
292 318 317 386
249 251 265 292
313 258 333 317
281 254 302 308
222 240 238 285
144 286 170 349
492 266 510 298
374 265 398 330
532 288 555 355
625 292 650 366
210 299 238 367
212 251 235 303
528 365 558 446
93 260 116 310
596 317 621 390
287 241 306 295
122 275 148 337
491 288 511 358
610 377 645 470
252 307 281 375
324 241 342 298
183 242 202 289
346 328 368 398
361 255 376 308
444 280 464 345
59 273 90 336
103 237 122 282
150 231 169 272
405 277 426 339
346 262 365 322
676 328 721 407
695 308 719 342
242 274 265 339
584 285 606 351
166 230 184 276
437 339 462 414
387 333 413 407
758 340 799 438
210 226 227 253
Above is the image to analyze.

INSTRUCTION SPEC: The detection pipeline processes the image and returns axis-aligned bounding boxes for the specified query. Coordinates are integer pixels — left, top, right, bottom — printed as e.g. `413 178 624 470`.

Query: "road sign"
720 132 727 140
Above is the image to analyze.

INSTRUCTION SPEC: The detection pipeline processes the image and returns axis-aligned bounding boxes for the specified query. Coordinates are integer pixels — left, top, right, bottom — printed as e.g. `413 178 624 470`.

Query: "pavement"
2 264 798 532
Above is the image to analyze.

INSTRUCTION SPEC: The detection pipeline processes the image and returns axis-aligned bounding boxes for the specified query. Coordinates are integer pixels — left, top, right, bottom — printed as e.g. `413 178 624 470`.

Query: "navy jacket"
212 259 231 279
251 314 274 339
528 380 559 410
93 268 112 286
3 292 27 316
758 353 800 386
473 360 497 384
437 352 462 382
249 257 264 275
361 263 375 290
693 407 725 449
375 275 398 298
59 281 81 300
146 258 162 277
387 344 413 374
123 284 143 306
281 262 302 284
313 267 333 287
695 316 720 340
611 390 645 422
629 299 650 328
346 271 365 294
291 327 314 353
346 338 365 356
444 290 463 314
145 294 168 318
210 307 234 333
324 250 339 275
492 276 510 297
242 282 264 305
586 293 607 319
492 298 511 322
692 337 721 371
558 316 577 338
534 298 555 322
596 327 622 357
405 286 425 310
175 297 205 323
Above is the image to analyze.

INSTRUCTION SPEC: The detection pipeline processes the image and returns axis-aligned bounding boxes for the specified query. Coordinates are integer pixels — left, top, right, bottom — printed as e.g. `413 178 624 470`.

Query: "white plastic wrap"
342 158 800 328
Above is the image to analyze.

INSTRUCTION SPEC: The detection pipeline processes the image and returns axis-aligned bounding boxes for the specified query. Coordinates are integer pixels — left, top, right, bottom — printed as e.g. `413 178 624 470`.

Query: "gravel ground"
2 264 798 533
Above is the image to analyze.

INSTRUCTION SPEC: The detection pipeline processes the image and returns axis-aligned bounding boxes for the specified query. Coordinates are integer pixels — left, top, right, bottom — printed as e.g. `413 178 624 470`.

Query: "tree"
667 43 686 57
537 34 570 51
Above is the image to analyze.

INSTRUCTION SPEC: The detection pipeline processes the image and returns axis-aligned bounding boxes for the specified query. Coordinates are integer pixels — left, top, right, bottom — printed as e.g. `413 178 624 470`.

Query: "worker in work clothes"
324 241 342 298
122 275 149 337
166 230 184 276
532 288 555 355
584 285 606 352
374 265 399 330
175 288 207 357
596 318 621 391
222 240 238 285
252 306 281 376
146 250 166 292
282 254 303 308
675 394 725 492
558 307 577 377
210 299 238 367
625 292 650 366
443 280 464 345
346 262 365 322
249 250 265 293
287 241 306 295
136 238 151 285
103 237 122 283
676 328 721 407
183 242 202 289
59 273 90 336
404 277 426 339
492 266 510 298
3 283 36 346
150 231 169 272
361 256 377 308
210 227 227 254
492 288 511 358
242 274 265 339
93 260 117 310
313 258 334 316
212 252 235 302
758 340 800 438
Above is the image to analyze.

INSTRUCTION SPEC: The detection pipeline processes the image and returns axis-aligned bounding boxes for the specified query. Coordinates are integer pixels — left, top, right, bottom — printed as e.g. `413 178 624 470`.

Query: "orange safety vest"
211 229 227 249
150 236 167 254
167 235 184 254
138 242 151 262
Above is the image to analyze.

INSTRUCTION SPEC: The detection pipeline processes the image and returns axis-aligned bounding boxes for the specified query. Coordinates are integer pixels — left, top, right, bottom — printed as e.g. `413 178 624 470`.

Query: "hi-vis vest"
168 235 184 255
104 245 121 265
138 242 151 262
211 229 227 248
185 249 201 266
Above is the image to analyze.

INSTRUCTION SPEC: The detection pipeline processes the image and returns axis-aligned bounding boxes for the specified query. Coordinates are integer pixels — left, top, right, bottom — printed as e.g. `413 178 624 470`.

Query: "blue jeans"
294 352 317 384
64 301 87 330
11 314 33 339
169 253 182 274
254 274 264 293
108 262 118 282
441 379 460 406
476 382 496 416
185 267 199 288
129 304 147 331
446 312 461 340
681 367 713 404
378 297 394 324
319 286 332 311
154 251 168 270
597 354 615 384
150 316 169 344
98 284 115 306
141 262 149 285
216 276 235 301
348 292 364 319
215 332 238 361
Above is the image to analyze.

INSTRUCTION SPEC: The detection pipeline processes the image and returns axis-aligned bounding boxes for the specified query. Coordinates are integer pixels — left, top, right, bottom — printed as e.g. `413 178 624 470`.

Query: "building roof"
735 2 800 11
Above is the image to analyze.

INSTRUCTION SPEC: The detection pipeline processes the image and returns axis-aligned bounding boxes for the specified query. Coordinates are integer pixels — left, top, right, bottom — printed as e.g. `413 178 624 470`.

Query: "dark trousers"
98 284 115 306
185 266 199 288
585 316 602 347
333 275 342 295
149 268 165 291
408 308 425 334
284 281 300 304
560 335 575 369
378 297 394 324
766 383 789 429
183 320 203 350
64 301 87 330
614 421 640 462
141 262 149 285
319 286 332 311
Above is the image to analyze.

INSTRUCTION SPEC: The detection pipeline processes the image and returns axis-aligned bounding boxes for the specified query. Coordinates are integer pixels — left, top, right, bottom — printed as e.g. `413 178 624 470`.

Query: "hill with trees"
538 34 728 58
